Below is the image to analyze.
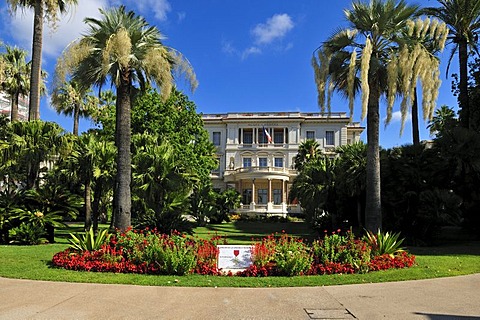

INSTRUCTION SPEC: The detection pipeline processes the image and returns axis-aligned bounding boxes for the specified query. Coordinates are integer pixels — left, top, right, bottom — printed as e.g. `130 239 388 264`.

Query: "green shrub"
8 222 46 245
274 234 312 276
364 230 405 258
68 227 111 251
311 230 371 273
116 229 197 275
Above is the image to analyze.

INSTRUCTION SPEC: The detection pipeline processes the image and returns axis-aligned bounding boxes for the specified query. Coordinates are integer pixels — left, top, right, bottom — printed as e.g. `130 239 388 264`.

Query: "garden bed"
52 228 415 277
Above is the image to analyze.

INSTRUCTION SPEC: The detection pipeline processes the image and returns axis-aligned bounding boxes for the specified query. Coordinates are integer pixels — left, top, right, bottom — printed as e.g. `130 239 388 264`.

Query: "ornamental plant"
116 229 197 275
273 233 312 276
364 229 405 258
52 228 416 277
68 227 111 251
311 229 371 273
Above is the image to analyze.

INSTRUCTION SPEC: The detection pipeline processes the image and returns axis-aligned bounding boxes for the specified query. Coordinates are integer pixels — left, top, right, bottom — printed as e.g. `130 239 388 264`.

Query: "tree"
0 45 30 122
336 142 367 227
312 0 446 231
132 133 194 233
290 156 338 231
7 0 78 121
0 120 67 189
294 139 322 171
51 80 98 135
427 105 458 137
394 18 449 145
423 0 480 129
55 6 197 230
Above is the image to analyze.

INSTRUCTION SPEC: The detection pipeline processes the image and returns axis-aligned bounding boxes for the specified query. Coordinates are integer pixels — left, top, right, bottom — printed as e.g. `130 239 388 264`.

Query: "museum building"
202 112 364 217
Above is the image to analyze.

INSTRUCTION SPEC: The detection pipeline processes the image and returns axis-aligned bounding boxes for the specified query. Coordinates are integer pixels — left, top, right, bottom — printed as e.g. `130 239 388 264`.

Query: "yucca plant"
68 227 110 251
364 230 405 258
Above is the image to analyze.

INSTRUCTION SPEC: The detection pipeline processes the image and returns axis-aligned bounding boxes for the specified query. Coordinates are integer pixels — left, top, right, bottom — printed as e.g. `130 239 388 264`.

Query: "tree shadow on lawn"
202 221 317 243
409 241 480 256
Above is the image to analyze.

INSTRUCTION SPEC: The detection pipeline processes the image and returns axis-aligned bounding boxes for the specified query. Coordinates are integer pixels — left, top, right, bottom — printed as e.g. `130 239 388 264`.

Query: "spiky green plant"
364 229 405 258
68 227 110 251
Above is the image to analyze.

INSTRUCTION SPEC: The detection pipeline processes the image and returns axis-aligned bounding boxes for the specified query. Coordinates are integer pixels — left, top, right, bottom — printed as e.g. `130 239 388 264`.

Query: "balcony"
224 166 297 182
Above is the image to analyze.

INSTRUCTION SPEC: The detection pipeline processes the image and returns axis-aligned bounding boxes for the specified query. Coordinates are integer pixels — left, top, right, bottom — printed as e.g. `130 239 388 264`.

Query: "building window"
326 131 335 145
273 128 284 144
257 189 268 204
274 157 283 168
243 157 252 168
243 189 252 204
259 157 268 167
258 128 271 144
273 189 282 205
212 132 221 146
243 128 253 144
306 130 315 140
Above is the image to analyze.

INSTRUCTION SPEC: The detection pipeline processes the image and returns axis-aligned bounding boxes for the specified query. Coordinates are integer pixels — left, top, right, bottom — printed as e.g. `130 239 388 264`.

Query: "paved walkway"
0 274 479 319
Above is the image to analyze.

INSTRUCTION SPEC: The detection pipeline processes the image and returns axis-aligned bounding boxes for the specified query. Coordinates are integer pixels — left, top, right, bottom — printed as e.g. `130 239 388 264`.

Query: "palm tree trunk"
412 88 420 146
84 177 92 231
365 83 382 232
28 0 43 121
73 103 79 136
458 40 470 129
10 92 19 122
92 183 102 233
113 71 132 231
356 196 362 228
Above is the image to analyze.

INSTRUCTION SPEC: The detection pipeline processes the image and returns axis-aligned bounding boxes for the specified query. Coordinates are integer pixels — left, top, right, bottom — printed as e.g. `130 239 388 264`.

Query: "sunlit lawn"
0 222 479 287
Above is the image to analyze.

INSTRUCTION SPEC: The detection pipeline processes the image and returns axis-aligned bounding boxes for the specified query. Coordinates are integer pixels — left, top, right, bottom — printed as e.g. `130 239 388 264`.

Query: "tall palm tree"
423 0 480 129
51 80 97 135
393 18 449 145
1 46 30 122
312 0 420 231
6 0 78 121
55 6 197 230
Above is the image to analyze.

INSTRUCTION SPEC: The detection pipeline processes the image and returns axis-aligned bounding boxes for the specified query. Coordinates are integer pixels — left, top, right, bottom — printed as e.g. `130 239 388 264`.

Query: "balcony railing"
226 166 292 174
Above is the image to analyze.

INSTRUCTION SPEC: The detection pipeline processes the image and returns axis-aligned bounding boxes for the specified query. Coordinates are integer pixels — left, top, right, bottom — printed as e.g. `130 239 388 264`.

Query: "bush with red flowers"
52 228 416 277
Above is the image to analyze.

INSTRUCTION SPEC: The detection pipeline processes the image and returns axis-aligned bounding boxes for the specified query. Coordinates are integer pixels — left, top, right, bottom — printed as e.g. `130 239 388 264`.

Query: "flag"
263 127 272 143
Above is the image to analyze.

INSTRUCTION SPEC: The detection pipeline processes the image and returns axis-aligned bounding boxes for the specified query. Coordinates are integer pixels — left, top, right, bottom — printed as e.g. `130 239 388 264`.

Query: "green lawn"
0 222 479 287
193 221 315 244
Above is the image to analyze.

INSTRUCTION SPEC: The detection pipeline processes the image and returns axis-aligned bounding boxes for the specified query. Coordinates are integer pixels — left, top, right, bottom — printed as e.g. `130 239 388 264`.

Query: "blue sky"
0 0 459 148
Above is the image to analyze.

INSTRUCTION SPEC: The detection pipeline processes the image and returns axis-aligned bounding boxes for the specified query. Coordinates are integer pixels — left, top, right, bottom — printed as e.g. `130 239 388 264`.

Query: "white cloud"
4 0 107 61
241 46 262 60
221 40 237 55
252 13 294 45
385 111 411 123
124 0 171 21
177 11 186 23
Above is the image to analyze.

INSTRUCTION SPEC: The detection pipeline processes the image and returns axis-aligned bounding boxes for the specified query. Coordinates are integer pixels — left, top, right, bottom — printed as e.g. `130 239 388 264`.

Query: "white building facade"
0 92 29 121
203 112 364 217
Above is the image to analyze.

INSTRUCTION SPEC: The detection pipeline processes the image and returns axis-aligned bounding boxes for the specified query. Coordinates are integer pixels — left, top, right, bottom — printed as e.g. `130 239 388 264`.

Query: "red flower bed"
52 229 416 277
368 252 416 271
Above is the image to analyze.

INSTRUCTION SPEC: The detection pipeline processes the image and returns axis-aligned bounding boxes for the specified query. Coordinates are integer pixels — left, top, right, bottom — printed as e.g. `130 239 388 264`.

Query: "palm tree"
336 142 367 227
312 0 420 231
6 0 78 121
1 120 66 189
51 80 97 135
1 46 30 122
394 18 449 145
55 6 197 230
290 156 338 229
294 139 322 171
423 0 480 129
90 137 116 232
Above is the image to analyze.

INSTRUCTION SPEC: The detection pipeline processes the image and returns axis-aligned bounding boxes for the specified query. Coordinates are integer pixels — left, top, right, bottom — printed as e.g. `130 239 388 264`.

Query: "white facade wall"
203 112 364 216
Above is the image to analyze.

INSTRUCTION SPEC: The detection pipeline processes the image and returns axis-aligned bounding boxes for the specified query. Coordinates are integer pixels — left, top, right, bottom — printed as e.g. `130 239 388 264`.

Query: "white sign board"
217 245 253 270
